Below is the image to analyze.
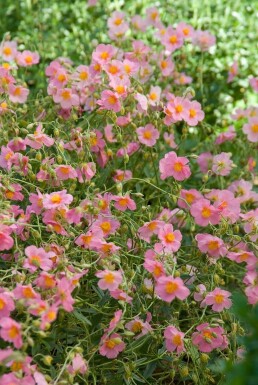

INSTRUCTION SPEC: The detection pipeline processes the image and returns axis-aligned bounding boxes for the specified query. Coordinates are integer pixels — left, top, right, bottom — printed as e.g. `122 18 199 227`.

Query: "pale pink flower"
8 85 29 103
0 225 14 251
146 7 160 26
178 189 203 209
158 224 182 252
25 124 54 149
190 198 220 226
109 289 133 304
55 277 75 312
23 245 53 273
99 332 125 359
76 162 96 183
75 229 103 250
135 93 148 113
162 27 184 53
202 288 232 312
242 117 258 142
163 132 177 148
53 88 79 109
97 90 121 112
144 257 165 280
40 306 58 330
131 15 147 32
155 276 190 303
43 190 73 209
148 86 161 106
159 151 191 181
164 325 185 353
55 165 77 180
194 284 207 302
125 316 152 339
96 269 123 291
92 44 117 65
13 284 40 301
0 146 15 170
159 57 175 77
195 233 227 258
67 353 88 375
16 50 39 66
192 30 216 51
176 22 195 39
136 124 160 147
227 61 238 83
197 152 213 173
250 77 258 93
174 72 193 85
228 179 253 203
138 220 163 242
0 41 17 61
184 100 205 126
0 292 15 318
113 169 132 183
192 323 228 352
113 194 136 211
0 317 22 348
215 125 236 144
212 152 233 176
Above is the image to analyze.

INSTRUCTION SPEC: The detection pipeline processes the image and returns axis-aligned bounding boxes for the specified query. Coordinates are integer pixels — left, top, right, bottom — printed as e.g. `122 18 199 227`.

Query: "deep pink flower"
23 245 53 273
113 194 136 211
0 225 14 251
178 189 203 209
164 325 185 353
190 199 220 226
158 224 182 252
155 276 190 303
43 190 73 209
159 151 191 181
192 323 228 352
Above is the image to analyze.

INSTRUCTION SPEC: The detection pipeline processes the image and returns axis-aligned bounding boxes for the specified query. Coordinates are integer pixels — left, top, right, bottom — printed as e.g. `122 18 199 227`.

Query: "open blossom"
162 27 184 52
138 220 163 242
0 41 17 61
158 224 182 252
43 190 73 209
125 316 152 339
25 124 54 149
23 245 53 273
192 323 228 352
242 117 258 142
96 269 123 291
164 325 185 353
212 152 233 176
197 152 213 173
0 225 14 251
67 353 88 375
159 151 191 181
190 198 220 226
55 165 77 180
92 44 117 65
178 189 203 209
184 100 205 126
17 50 40 66
155 276 190 303
215 125 236 145
148 86 161 106
0 318 23 348
99 333 125 359
97 90 121 112
195 233 227 259
201 288 232 312
8 85 29 104
192 30 216 51
113 194 136 211
0 292 15 318
53 88 79 109
136 124 160 147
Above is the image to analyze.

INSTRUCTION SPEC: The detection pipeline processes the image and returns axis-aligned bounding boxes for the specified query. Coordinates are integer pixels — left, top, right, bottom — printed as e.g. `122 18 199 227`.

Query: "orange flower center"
208 240 219 251
0 298 6 310
172 334 182 345
165 232 175 243
143 130 152 139
165 281 178 294
183 28 189 36
14 87 22 96
105 339 116 349
175 104 183 113
169 35 178 44
79 71 88 80
118 198 128 206
108 95 117 105
109 65 119 74
23 287 35 298
82 235 93 245
185 193 194 204
148 221 157 231
251 124 258 133
161 60 168 69
100 51 109 60
201 207 211 218
189 109 196 118
214 294 224 304
100 221 112 233
3 46 12 55
50 194 62 204
104 272 115 284
114 18 122 25
132 321 143 333
61 90 71 100
174 162 183 172
149 92 157 101
8 325 19 339
25 56 33 64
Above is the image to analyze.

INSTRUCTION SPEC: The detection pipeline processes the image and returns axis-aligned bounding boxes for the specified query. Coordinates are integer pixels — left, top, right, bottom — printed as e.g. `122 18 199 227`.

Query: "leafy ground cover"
0 1 257 384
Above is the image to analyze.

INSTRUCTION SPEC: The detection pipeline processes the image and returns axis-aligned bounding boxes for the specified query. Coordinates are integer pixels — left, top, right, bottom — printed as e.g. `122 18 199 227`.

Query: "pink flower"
202 288 232 312
215 125 236 145
178 189 203 209
159 151 191 181
227 61 238 83
8 85 29 104
164 325 185 353
0 373 20 385
55 278 75 312
16 50 40 66
113 194 136 211
162 27 184 52
0 292 15 318
184 100 205 126
155 276 190 303
158 224 182 252
176 22 195 39
250 77 258 93
195 233 227 259
0 41 17 61
99 332 125 359
96 269 123 291
0 317 22 348
136 124 160 147
197 152 213 173
25 124 54 149
0 146 15 170
190 198 220 226
23 245 53 273
55 165 77 180
67 353 88 375
138 220 163 242
97 90 121 112
0 225 14 251
43 190 73 209
53 88 79 109
192 323 228 352
148 86 161 106
212 152 233 176
125 316 152 339
192 30 216 51
144 252 165 280
242 117 258 142
194 284 207 302
146 7 160 26
159 57 175 77
92 44 117 65
75 229 103 250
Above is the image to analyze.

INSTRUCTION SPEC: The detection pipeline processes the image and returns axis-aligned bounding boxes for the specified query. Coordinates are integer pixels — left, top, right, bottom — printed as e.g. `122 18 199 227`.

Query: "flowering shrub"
0 2 257 385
